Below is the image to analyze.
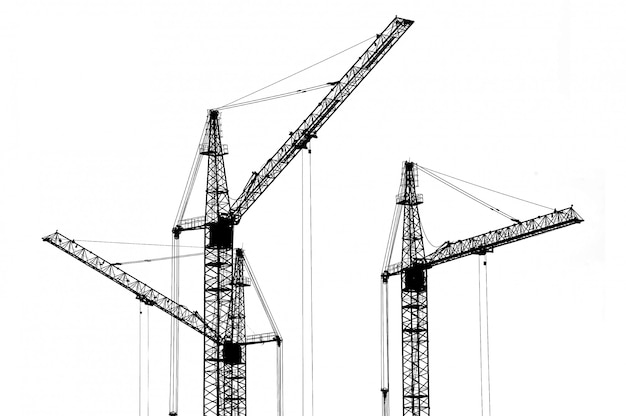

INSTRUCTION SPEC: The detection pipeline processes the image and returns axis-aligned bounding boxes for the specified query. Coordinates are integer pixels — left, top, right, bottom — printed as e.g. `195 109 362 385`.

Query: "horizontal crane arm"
426 206 583 266
42 231 219 343
384 206 583 275
242 332 282 346
228 16 413 225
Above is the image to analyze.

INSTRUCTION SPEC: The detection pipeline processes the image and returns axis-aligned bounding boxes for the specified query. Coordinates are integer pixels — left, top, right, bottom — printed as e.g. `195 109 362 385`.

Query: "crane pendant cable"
478 256 492 416
219 35 375 109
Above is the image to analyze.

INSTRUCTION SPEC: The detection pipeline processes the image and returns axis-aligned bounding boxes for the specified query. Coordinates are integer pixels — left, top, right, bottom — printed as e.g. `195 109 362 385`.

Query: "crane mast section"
42 231 218 343
385 207 583 275
229 16 413 224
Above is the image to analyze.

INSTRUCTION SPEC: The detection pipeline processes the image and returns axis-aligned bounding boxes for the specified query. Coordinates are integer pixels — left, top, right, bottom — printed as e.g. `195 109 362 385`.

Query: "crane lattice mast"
399 162 430 416
199 109 234 416
223 249 250 416
381 161 583 416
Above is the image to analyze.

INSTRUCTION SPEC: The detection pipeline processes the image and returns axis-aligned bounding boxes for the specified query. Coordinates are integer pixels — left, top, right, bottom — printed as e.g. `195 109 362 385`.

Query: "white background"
1 1 624 415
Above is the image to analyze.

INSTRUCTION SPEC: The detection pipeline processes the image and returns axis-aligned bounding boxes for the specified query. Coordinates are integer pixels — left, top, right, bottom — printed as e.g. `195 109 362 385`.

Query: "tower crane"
380 161 583 416
169 16 413 416
44 16 413 416
42 232 283 411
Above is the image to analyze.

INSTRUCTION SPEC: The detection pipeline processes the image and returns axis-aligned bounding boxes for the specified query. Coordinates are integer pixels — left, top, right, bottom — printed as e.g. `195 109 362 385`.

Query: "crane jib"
176 17 413 230
383 206 584 276
43 231 281 347
228 17 413 223
175 17 413 232
42 231 218 343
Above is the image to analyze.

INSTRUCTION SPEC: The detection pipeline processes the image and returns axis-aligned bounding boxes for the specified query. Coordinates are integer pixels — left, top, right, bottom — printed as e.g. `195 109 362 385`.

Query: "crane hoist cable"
301 151 305 416
420 221 441 249
301 147 315 416
138 302 141 416
309 147 315 416
168 233 180 416
478 256 493 416
138 301 151 416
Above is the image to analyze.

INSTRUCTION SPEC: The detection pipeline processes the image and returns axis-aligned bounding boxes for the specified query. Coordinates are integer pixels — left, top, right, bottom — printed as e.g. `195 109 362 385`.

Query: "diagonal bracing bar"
202 109 235 416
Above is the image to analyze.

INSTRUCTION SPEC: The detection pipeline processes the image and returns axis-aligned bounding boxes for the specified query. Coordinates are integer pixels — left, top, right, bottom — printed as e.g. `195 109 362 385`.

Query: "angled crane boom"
384 206 583 276
176 16 413 231
43 231 217 341
230 16 413 223
42 231 282 346
45 17 413 416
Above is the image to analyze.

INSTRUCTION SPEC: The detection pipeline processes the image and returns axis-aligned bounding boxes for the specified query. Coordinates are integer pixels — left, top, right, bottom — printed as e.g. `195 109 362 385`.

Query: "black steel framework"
173 16 413 416
44 16 413 416
224 249 250 416
381 161 584 416
385 206 584 276
42 231 214 339
43 231 281 412
398 162 430 416
202 110 234 416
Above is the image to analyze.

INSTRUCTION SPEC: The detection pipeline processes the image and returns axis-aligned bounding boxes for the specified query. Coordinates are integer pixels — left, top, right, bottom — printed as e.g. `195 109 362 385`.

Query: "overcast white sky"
1 1 624 415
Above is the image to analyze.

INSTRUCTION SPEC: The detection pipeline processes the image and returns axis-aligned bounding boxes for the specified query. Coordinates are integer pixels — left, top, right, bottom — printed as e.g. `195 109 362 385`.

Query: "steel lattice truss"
42 231 215 341
399 162 430 416
224 250 249 416
202 110 235 416
385 206 583 276
426 207 583 265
